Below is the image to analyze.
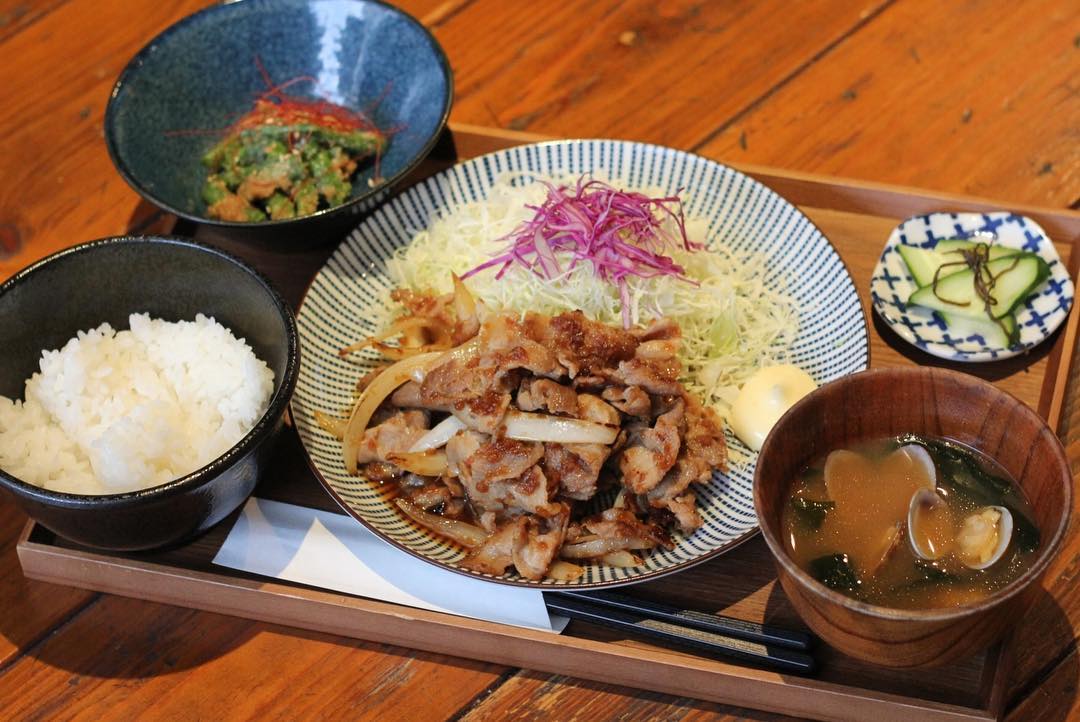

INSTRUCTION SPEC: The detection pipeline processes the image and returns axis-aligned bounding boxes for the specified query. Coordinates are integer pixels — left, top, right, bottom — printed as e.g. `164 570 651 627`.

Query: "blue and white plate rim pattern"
870 211 1073 362
291 138 871 588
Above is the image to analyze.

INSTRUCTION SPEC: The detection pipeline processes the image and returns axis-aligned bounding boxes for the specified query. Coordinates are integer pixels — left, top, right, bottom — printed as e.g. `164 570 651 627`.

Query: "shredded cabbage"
385 173 799 421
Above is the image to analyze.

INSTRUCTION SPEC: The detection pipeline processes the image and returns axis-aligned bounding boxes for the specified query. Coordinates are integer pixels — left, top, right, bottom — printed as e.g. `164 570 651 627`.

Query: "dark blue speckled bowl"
105 0 452 232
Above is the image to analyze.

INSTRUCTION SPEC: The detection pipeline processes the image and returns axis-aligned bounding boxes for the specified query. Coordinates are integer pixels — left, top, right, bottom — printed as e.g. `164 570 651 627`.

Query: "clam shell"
908 488 951 560
957 506 1013 570
866 522 904 576
890 444 936 490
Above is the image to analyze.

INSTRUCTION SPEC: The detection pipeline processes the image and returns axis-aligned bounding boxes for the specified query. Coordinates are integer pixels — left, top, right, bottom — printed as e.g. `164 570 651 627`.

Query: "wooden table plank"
0 595 507 720
0 499 94 669
0 0 66 43
0 0 214 280
432 0 892 148
1005 646 1080 722
695 0 1080 208
458 670 801 722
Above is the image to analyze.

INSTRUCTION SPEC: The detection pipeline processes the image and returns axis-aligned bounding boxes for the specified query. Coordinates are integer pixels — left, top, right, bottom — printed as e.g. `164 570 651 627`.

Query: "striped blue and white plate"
870 212 1073 362
292 140 869 588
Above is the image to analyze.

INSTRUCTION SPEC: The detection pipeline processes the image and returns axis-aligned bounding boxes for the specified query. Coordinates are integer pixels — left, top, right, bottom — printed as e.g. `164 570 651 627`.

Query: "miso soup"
781 434 1040 610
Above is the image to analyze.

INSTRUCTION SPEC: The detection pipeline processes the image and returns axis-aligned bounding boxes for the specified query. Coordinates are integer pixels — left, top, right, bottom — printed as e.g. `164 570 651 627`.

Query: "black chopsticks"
545 590 817 676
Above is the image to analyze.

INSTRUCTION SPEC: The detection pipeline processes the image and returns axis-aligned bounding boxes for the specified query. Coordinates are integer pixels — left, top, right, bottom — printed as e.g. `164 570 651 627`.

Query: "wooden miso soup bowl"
753 367 1071 668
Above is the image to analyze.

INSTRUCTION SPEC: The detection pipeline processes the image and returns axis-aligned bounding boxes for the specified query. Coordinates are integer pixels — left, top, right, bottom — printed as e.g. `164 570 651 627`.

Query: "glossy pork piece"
354 301 729 581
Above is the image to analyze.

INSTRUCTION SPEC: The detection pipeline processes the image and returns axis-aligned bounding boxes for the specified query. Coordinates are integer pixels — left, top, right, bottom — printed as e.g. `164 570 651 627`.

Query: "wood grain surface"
0 1 1077 720
697 0 1080 209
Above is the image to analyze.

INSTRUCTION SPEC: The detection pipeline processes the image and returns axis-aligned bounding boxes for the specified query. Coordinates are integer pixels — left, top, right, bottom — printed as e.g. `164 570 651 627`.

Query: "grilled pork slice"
460 517 526 576
662 492 701 533
617 398 685 494
390 381 449 411
420 353 498 407
583 507 670 551
479 314 564 378
445 429 486 478
601 385 651 417
516 378 578 416
541 310 638 378
461 505 570 579
645 395 727 532
607 357 682 396
355 411 430 465
514 506 570 580
543 443 610 500
468 438 544 485
575 394 620 425
451 390 512 435
452 435 561 516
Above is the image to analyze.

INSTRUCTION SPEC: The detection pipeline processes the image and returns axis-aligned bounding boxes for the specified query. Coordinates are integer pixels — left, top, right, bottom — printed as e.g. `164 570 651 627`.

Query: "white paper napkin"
213 497 568 633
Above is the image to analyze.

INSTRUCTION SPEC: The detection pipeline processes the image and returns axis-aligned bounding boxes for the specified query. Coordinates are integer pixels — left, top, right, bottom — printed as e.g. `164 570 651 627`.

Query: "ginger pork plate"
291 140 869 587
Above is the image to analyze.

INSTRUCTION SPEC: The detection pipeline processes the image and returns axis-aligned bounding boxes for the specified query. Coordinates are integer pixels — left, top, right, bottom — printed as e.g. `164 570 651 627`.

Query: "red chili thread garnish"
164 55 395 158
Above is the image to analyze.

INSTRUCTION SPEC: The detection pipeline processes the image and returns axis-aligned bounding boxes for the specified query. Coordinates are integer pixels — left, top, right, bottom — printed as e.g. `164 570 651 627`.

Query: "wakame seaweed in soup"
781 434 1040 609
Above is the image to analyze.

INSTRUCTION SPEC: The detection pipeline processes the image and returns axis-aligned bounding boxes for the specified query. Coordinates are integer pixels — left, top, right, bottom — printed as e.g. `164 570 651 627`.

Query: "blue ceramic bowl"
105 0 452 231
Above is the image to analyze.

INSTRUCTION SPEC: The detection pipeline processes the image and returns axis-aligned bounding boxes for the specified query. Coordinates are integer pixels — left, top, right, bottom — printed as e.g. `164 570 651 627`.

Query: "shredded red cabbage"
461 176 703 328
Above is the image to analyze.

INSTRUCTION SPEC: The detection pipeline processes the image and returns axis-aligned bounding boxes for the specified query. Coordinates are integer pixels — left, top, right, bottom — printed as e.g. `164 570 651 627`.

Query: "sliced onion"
395 498 487 548
386 450 449 477
409 415 468 452
600 550 644 567
338 318 452 360
452 273 477 326
370 340 452 361
314 410 347 440
560 536 655 559
503 410 618 445
342 351 444 475
435 337 480 368
545 560 584 581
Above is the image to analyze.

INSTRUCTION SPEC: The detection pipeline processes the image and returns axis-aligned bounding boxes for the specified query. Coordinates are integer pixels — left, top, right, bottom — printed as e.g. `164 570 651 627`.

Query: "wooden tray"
17 124 1080 722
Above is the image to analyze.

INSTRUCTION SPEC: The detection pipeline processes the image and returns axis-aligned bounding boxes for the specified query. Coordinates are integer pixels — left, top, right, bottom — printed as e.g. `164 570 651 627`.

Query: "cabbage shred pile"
385 173 799 425
462 177 700 329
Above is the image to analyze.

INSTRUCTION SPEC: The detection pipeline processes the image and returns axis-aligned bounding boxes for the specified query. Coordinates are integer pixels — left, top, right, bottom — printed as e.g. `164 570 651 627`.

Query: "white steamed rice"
0 313 274 495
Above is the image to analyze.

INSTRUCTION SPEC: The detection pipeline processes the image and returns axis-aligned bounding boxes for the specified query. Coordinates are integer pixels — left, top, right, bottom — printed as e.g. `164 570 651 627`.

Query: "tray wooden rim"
16 521 1002 721
16 123 1080 722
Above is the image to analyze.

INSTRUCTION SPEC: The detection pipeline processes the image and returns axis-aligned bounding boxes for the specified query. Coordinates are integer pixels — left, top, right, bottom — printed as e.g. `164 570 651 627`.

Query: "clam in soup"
781 435 1040 609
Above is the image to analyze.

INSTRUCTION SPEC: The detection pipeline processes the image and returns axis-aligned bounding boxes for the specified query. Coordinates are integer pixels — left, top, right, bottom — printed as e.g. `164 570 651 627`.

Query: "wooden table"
0 1 1076 719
